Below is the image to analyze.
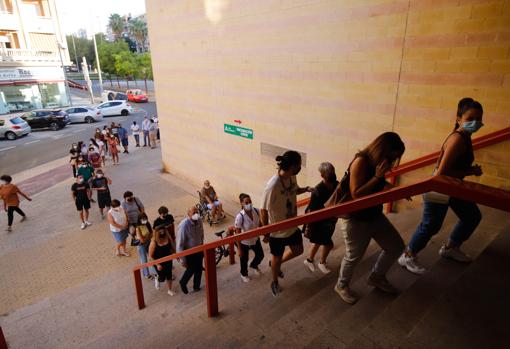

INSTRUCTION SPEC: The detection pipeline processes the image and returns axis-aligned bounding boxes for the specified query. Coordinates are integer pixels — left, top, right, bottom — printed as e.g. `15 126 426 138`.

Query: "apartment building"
0 0 71 114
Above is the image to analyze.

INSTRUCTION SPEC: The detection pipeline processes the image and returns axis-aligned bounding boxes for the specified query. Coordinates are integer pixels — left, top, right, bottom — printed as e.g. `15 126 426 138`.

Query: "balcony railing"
0 48 60 62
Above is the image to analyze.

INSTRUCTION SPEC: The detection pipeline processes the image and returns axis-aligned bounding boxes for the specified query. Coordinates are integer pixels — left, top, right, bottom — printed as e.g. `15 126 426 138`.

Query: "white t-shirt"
109 207 127 232
131 124 140 135
261 174 298 238
234 208 260 246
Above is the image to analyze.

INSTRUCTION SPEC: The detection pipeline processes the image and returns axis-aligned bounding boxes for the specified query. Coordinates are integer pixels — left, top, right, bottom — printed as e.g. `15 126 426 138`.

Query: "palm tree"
129 19 148 53
108 14 124 41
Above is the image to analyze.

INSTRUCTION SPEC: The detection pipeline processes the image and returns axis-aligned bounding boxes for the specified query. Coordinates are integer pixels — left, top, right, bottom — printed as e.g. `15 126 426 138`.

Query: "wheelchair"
196 191 214 226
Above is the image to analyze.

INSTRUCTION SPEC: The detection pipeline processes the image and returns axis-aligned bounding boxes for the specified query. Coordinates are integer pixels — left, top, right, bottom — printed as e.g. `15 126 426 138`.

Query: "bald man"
177 206 205 294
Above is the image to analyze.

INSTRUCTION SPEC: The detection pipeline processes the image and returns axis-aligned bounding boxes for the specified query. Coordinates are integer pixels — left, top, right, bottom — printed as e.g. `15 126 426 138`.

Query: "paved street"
0 101 157 176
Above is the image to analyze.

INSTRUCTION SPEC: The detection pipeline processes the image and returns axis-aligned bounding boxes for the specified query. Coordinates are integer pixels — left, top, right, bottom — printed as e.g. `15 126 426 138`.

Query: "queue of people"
2 97 486 304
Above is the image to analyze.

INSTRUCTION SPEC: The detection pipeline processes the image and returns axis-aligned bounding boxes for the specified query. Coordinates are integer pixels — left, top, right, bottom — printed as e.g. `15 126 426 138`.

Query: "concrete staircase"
2 206 508 349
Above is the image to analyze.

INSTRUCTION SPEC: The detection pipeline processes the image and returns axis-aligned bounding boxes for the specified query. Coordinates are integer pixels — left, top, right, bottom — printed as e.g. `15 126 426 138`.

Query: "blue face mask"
462 120 483 134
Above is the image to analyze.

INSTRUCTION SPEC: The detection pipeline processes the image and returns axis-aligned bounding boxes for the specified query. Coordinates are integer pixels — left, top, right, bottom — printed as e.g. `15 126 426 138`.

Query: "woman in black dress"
149 226 175 296
304 162 339 275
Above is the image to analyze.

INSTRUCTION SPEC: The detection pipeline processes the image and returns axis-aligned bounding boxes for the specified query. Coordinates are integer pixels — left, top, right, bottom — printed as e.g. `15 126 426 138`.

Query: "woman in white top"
108 199 129 256
234 193 264 283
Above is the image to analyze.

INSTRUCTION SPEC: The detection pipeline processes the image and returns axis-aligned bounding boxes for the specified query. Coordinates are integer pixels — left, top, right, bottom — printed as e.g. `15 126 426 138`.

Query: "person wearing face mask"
71 175 92 230
235 193 264 283
334 132 406 305
107 134 120 165
200 180 226 223
0 175 32 232
176 206 204 294
121 191 145 241
80 142 89 162
135 213 156 280
108 199 129 256
69 143 80 177
303 162 339 275
260 151 313 297
88 145 102 170
153 206 175 241
399 98 484 275
149 226 176 295
91 170 112 219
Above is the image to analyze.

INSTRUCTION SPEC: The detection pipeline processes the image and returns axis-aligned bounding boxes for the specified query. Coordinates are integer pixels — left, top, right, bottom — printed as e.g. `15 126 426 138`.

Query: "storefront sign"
224 123 254 139
0 67 64 81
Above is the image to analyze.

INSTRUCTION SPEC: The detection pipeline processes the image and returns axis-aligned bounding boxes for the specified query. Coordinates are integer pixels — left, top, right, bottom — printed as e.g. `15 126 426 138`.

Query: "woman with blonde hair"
148 225 175 296
335 132 406 305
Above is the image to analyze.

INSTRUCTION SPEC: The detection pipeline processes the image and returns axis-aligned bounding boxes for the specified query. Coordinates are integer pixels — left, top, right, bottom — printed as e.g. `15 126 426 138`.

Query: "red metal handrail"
132 175 510 317
296 126 510 210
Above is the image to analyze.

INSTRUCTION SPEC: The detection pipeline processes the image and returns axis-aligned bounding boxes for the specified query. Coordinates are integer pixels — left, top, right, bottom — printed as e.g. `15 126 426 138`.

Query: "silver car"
0 115 31 140
64 107 104 124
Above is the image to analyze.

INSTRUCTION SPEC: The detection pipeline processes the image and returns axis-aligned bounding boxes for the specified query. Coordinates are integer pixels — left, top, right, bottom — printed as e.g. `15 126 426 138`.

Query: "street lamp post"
92 33 103 95
71 34 79 72
57 41 72 107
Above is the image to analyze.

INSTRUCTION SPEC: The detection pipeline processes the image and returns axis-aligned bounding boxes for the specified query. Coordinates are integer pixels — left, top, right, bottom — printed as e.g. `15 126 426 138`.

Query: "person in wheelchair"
200 180 226 222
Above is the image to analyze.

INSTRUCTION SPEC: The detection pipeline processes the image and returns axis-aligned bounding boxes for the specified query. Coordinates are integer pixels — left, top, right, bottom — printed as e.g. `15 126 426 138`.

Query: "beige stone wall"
147 0 510 208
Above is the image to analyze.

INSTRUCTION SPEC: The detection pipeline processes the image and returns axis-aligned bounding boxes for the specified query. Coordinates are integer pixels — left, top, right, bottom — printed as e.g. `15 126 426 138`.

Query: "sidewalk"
0 140 236 318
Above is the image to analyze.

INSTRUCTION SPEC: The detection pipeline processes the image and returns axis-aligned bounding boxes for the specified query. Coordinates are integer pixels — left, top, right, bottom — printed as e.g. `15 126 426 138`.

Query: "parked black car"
20 109 70 131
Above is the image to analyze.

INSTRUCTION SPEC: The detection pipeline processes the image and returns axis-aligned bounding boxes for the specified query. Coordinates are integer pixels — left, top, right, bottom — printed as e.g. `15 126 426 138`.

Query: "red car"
126 89 149 103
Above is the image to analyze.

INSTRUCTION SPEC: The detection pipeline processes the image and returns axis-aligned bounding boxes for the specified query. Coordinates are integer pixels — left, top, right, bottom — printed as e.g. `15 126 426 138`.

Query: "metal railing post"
204 248 219 317
133 269 145 310
229 242 236 265
0 326 7 349
386 176 398 214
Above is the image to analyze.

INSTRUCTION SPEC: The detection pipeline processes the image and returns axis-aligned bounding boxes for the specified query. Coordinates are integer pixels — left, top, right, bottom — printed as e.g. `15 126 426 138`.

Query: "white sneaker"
317 262 331 275
304 259 316 272
85 221 92 226
250 267 262 276
80 223 86 230
398 253 426 275
168 290 175 296
439 245 472 263
154 278 160 290
241 275 250 283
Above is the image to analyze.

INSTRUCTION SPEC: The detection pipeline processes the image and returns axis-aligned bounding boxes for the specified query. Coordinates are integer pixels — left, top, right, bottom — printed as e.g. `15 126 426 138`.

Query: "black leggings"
8 206 25 226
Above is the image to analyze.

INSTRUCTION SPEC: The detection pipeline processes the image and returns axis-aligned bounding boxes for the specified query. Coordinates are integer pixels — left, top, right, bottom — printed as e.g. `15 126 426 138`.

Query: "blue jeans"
137 241 155 277
408 198 481 254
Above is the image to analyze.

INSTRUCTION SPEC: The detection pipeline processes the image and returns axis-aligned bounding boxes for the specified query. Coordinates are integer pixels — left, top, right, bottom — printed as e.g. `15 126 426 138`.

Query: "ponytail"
276 151 301 171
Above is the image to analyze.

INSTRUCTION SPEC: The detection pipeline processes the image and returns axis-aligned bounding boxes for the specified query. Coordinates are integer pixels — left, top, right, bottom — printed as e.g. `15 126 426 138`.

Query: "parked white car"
95 101 133 117
63 106 103 124
0 115 31 140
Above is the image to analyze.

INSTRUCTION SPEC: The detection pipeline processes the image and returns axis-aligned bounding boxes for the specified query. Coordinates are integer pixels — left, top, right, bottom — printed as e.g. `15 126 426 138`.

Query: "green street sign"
224 124 254 140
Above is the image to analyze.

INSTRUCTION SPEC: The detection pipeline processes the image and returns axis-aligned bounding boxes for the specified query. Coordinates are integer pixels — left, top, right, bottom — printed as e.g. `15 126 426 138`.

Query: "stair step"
345 208 509 349
401 222 510 348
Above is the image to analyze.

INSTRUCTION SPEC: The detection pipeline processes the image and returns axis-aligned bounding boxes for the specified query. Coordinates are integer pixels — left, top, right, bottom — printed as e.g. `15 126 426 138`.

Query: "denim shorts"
111 229 129 243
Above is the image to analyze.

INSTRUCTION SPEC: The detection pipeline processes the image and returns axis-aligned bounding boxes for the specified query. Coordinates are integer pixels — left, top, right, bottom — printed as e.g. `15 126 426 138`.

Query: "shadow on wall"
204 0 230 24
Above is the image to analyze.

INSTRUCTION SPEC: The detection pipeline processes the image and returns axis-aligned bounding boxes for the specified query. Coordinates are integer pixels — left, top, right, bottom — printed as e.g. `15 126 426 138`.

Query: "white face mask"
244 203 252 211
191 213 200 221
141 219 148 225
96 174 103 178
1 180 7 185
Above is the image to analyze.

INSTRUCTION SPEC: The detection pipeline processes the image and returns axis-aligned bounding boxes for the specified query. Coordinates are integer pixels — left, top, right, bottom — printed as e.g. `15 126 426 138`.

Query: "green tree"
136 53 153 80
65 35 94 69
98 40 129 75
114 50 137 88
128 18 148 53
108 13 124 41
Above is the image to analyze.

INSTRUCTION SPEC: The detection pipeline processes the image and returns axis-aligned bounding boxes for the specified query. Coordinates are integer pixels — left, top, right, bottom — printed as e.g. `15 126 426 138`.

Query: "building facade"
146 0 510 209
0 0 71 114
